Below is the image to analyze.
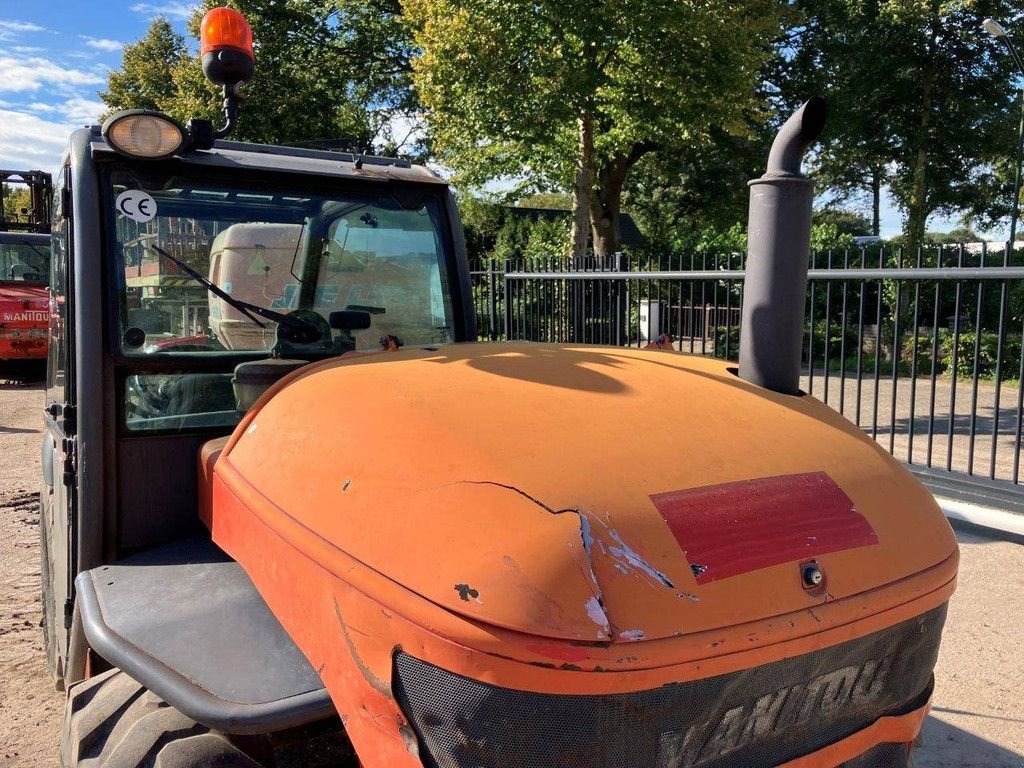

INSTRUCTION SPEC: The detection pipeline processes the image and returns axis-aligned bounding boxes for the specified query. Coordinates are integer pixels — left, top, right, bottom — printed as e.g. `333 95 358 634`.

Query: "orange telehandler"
40 8 956 767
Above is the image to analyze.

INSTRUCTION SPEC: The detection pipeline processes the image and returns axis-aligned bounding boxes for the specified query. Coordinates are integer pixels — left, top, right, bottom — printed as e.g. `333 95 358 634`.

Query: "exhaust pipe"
738 97 827 395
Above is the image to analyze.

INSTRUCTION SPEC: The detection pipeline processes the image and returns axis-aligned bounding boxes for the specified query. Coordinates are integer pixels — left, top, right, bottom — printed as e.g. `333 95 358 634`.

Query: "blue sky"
0 2 196 171
0 3 995 239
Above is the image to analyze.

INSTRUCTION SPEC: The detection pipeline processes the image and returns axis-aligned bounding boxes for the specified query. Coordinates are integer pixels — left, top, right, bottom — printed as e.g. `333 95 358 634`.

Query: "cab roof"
83 126 446 187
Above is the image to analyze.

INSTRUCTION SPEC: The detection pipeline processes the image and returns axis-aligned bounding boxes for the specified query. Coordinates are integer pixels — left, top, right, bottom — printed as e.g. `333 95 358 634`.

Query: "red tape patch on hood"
650 472 878 585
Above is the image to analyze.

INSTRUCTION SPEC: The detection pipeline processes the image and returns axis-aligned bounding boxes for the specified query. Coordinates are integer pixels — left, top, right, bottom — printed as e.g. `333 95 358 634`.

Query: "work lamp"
101 111 186 159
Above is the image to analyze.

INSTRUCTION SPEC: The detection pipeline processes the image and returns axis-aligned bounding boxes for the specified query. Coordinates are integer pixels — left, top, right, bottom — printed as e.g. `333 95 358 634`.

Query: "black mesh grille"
393 604 945 768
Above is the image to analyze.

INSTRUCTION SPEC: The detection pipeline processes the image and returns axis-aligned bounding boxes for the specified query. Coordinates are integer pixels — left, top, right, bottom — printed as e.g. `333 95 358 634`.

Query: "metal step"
76 535 335 735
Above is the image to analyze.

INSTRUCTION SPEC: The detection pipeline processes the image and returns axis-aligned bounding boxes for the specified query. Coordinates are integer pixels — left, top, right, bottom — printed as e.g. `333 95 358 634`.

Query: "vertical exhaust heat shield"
739 97 827 395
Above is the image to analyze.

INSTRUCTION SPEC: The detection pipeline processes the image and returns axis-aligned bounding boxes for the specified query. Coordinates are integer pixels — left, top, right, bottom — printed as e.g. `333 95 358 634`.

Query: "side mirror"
329 310 372 331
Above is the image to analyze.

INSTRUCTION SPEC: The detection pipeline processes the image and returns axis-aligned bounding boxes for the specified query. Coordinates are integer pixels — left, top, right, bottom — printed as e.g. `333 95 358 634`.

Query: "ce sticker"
115 190 157 223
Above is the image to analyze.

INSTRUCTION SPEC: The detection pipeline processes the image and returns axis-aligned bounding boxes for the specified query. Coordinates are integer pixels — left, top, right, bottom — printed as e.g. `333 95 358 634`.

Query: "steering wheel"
125 375 173 420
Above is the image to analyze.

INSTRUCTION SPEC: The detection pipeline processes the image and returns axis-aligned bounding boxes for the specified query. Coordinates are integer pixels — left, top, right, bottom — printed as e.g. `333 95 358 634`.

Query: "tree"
774 1 901 236
2 184 33 225
779 0 1022 247
403 0 783 263
166 0 371 146
101 1 417 149
330 0 423 155
808 221 856 251
889 0 1021 250
459 195 570 264
100 19 186 115
516 193 572 210
813 208 872 238
923 225 982 244
623 120 774 254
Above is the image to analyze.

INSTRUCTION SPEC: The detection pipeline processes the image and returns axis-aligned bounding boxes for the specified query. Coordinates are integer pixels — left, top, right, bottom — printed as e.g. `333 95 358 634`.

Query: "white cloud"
129 2 198 20
59 96 106 125
0 20 45 33
0 92 106 170
21 97 104 122
0 19 45 41
0 56 105 93
83 37 123 52
0 109 75 171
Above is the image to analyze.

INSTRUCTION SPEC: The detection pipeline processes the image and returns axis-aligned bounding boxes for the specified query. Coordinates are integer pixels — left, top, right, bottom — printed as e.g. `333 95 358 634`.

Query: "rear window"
0 236 50 284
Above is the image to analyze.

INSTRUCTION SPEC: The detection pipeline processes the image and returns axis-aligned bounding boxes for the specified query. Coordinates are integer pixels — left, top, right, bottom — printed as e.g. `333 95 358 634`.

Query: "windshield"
0 236 50 284
109 168 455 357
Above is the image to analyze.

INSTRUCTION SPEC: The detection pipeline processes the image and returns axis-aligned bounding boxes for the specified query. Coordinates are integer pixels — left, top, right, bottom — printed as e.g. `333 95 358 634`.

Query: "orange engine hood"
211 342 957 645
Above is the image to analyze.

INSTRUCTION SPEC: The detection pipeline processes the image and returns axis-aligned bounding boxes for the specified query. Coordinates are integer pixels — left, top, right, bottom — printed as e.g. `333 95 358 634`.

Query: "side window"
46 169 70 405
322 202 452 347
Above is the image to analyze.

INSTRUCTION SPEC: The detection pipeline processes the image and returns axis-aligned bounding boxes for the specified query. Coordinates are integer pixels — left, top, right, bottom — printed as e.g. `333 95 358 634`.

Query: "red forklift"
0 170 51 378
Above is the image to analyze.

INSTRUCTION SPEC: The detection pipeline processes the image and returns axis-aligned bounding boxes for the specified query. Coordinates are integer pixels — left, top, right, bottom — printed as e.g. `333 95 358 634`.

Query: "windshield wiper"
148 244 317 335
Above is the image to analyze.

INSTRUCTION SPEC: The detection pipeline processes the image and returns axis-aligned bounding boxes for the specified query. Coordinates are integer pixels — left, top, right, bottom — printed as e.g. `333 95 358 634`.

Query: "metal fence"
470 244 1024 488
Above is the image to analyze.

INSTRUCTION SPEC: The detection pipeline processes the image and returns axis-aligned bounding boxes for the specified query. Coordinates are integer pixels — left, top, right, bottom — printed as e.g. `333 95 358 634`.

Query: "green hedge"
939 331 1023 380
713 323 1022 381
712 325 740 361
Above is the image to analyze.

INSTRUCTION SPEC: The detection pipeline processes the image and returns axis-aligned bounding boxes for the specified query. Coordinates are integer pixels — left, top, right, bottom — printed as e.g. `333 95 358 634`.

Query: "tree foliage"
624 122 774 254
460 196 569 264
98 0 1024 247
2 184 33 227
404 0 783 261
101 1 415 149
516 192 572 210
813 208 873 237
100 19 185 115
779 0 1023 245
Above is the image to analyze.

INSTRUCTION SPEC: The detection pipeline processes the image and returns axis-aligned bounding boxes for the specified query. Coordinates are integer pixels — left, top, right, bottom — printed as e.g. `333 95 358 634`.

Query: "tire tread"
62 670 262 767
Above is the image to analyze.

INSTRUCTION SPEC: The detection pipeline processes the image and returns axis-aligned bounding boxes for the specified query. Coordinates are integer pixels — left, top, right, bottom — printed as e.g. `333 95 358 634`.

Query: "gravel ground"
0 381 1021 767
0 383 60 766
916 523 1024 768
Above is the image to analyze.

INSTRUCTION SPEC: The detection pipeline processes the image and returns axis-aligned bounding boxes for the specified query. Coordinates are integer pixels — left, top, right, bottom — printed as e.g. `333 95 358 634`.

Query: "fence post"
570 255 582 343
487 259 498 341
502 258 513 341
613 251 625 346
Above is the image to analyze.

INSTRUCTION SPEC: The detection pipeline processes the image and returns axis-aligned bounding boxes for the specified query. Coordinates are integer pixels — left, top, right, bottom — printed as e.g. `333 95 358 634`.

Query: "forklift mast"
0 170 53 234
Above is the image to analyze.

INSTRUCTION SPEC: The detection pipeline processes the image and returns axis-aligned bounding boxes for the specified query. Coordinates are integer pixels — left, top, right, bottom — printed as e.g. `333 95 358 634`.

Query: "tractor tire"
61 669 264 767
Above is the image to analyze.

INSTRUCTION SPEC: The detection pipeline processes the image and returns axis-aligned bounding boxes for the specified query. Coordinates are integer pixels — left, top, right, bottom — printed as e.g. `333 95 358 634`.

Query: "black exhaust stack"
739 97 827 395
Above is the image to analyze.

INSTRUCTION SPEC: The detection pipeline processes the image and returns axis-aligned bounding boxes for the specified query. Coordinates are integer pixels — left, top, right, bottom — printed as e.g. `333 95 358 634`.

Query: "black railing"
469 244 1024 487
